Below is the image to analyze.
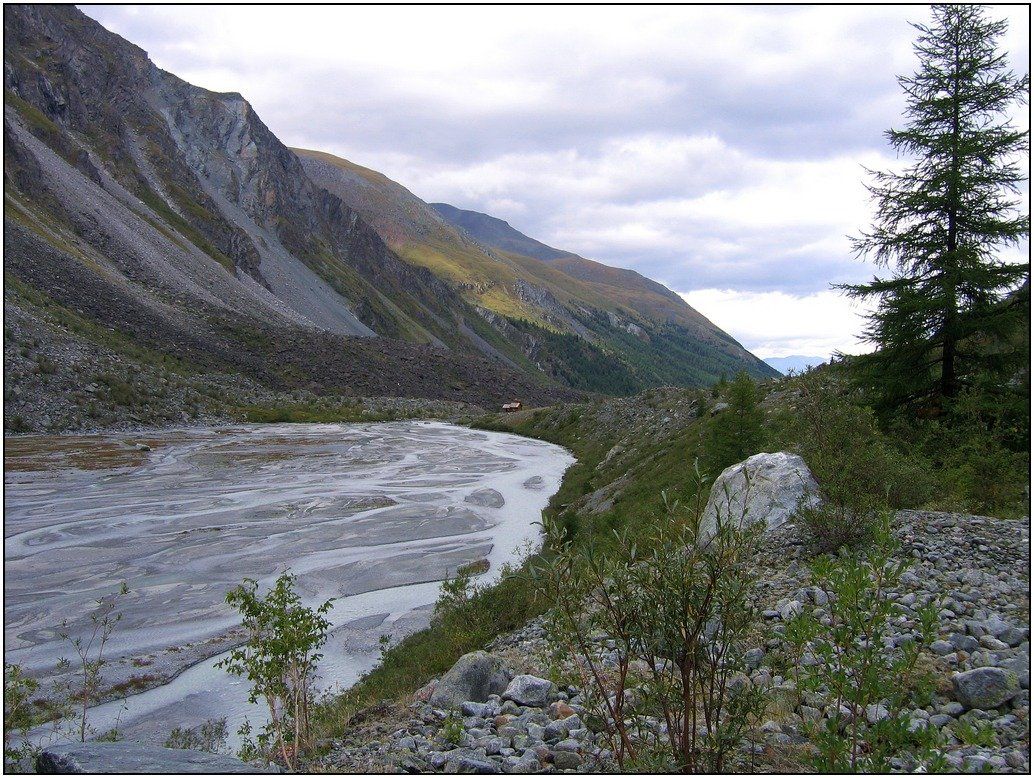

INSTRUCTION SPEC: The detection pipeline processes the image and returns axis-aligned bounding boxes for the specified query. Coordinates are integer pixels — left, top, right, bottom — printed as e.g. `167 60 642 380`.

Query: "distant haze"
83 5 1030 359
764 355 829 376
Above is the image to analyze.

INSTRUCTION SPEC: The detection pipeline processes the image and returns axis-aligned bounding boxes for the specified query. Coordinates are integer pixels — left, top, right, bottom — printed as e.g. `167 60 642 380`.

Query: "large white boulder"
698 452 821 543
429 650 512 710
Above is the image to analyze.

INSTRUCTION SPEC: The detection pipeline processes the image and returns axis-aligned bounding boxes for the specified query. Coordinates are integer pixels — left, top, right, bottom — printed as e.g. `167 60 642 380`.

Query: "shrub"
165 718 229 753
4 664 40 770
783 524 944 772
537 477 766 772
57 581 130 743
774 372 935 552
440 714 464 746
218 572 333 770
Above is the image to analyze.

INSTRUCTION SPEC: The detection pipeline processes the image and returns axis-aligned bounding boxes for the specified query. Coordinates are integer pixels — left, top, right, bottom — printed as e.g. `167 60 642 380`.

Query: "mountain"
429 203 746 339
296 151 778 391
764 355 828 375
2 3 576 431
3 6 774 434
429 203 569 262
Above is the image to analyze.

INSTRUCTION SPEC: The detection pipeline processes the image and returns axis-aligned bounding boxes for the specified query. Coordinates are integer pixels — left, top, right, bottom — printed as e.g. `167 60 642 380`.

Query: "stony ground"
4 297 484 434
317 509 1030 773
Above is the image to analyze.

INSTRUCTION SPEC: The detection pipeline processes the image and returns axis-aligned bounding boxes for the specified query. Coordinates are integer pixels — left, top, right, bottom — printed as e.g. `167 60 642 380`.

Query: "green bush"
773 371 935 552
537 482 766 772
164 718 229 753
219 572 332 770
784 524 944 772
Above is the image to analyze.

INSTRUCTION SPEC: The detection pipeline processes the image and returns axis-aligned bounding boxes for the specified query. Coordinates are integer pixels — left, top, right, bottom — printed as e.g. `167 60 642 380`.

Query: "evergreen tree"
843 5 1029 410
706 370 764 473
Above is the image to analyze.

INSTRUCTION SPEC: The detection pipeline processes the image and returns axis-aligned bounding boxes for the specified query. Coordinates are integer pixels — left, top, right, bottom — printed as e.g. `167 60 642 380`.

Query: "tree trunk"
941 34 962 401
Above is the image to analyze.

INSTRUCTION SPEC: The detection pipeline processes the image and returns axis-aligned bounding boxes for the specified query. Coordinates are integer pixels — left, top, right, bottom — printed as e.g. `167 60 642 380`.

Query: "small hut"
502 401 522 413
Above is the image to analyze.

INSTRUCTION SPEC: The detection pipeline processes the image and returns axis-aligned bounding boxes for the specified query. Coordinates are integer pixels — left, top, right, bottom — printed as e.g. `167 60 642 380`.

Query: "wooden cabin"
502 401 522 413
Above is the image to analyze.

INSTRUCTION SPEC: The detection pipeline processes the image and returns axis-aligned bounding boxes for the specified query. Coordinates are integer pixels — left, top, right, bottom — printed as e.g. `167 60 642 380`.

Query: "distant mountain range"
764 355 828 375
3 4 775 430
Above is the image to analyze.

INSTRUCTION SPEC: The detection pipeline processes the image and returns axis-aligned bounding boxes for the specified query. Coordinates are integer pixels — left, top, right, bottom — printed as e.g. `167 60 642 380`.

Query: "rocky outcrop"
698 452 821 543
428 651 513 711
37 743 272 774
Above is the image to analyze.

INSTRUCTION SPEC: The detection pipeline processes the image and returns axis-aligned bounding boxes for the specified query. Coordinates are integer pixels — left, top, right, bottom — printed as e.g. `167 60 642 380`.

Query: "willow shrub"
536 473 767 772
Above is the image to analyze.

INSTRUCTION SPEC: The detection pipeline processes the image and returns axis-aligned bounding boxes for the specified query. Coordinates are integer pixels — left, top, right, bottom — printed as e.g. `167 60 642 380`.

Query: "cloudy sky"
84 5 1029 359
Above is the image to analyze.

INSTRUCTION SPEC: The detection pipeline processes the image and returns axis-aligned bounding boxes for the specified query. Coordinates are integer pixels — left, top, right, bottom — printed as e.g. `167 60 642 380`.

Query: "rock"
452 753 500 774
1006 750 1026 769
930 640 955 656
963 754 990 773
744 648 765 669
800 705 822 723
37 743 270 774
430 651 512 711
779 600 804 621
866 703 890 724
552 751 582 770
503 675 557 708
952 667 1020 710
513 749 540 772
996 656 1031 690
462 701 491 718
697 452 821 543
548 701 576 720
950 634 981 653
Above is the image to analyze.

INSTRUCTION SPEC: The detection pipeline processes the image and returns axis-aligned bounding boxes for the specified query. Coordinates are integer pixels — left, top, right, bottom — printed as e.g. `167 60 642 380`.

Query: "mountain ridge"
295 148 778 391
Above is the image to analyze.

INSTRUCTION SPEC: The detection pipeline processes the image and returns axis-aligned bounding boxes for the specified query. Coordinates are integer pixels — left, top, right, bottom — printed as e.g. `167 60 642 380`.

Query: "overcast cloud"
83 5 1029 359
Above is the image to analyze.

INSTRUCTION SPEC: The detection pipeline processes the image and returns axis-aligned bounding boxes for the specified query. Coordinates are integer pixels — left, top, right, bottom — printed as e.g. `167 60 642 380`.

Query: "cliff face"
4 4 496 345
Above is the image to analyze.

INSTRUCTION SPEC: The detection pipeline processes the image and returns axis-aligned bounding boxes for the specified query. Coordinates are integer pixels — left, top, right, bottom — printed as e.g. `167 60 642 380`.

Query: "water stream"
4 421 573 748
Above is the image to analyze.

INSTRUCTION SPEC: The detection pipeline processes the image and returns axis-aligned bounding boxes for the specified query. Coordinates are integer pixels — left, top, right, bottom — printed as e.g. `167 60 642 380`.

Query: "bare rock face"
37 743 273 774
698 452 821 544
429 651 512 711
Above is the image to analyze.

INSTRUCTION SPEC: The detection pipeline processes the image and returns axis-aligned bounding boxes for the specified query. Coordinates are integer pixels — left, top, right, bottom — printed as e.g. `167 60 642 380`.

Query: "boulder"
697 452 821 544
503 675 557 707
952 667 1020 710
37 743 270 774
429 651 512 711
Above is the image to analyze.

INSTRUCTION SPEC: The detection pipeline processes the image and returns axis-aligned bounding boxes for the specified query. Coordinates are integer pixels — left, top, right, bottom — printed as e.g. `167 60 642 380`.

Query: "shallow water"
4 421 573 747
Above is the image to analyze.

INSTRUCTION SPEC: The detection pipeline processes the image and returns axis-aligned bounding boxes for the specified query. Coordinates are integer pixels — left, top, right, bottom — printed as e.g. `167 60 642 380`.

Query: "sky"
83 5 1029 360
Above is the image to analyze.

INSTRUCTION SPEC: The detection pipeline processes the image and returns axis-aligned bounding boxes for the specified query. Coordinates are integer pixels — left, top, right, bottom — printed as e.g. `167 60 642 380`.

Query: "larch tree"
844 4 1029 411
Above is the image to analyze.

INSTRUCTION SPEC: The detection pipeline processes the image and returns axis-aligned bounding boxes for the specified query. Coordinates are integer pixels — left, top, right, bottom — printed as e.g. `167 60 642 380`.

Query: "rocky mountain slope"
3 4 577 433
3 5 775 432
297 149 778 392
